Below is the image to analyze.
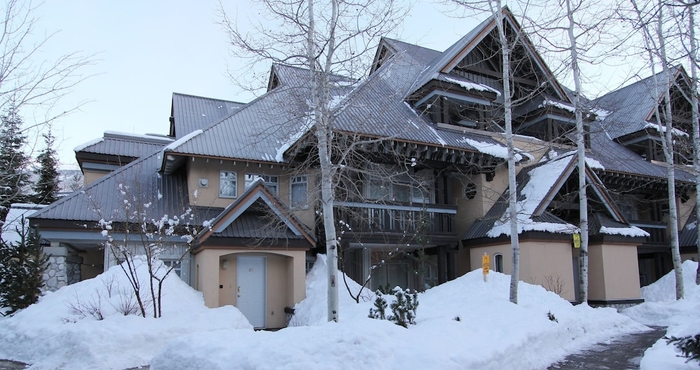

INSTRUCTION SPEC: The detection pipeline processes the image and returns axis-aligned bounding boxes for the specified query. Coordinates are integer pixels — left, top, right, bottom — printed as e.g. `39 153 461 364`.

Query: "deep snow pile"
151 255 646 370
0 257 252 370
624 260 700 369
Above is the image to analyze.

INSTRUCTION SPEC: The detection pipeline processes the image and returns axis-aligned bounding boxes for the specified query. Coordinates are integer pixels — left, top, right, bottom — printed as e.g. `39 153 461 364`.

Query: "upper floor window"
290 175 308 209
366 177 430 203
220 171 237 198
245 173 279 194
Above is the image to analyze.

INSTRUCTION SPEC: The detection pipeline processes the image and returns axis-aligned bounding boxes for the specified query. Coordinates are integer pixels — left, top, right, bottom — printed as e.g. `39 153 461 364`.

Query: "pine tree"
0 103 31 228
0 216 48 315
32 128 60 204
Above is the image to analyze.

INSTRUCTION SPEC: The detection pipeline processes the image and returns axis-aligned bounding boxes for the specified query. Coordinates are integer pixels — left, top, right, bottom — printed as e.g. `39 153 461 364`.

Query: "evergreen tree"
0 103 30 229
0 216 48 315
32 128 60 204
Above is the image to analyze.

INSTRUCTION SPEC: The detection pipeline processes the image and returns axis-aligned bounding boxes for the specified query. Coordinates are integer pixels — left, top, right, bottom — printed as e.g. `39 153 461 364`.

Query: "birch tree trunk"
688 4 700 285
656 3 684 300
565 0 589 304
489 1 520 304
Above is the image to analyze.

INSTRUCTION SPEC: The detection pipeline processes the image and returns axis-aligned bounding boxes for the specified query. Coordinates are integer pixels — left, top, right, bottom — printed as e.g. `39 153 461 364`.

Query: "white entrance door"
237 256 266 328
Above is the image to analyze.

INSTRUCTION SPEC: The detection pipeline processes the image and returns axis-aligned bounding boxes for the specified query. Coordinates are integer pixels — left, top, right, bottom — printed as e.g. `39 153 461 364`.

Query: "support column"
43 242 68 291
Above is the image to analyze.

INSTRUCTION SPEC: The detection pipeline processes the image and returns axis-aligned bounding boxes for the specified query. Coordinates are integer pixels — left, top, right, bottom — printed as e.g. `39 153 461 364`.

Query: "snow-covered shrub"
368 291 387 320
368 287 418 328
666 334 700 363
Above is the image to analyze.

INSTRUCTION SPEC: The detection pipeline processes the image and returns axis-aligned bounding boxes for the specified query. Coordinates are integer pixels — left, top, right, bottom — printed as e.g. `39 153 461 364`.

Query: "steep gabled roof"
679 207 698 248
75 131 172 159
170 93 246 139
408 7 568 102
592 66 684 140
586 119 695 183
194 179 315 247
464 151 646 240
163 47 514 171
377 37 441 67
30 148 188 224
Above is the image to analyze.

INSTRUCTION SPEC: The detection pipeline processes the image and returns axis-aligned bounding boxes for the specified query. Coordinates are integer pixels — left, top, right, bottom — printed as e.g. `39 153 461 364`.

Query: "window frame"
290 175 308 209
244 173 279 194
494 253 504 273
219 170 238 198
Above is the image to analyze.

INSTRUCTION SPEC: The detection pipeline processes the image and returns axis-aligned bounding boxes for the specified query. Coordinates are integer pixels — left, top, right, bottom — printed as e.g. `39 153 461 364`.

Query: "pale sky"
28 1 631 167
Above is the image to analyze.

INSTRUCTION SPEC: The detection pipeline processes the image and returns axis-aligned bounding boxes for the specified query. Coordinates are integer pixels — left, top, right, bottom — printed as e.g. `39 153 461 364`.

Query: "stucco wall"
468 240 575 301
194 248 306 328
588 242 641 301
185 157 316 228
83 170 108 185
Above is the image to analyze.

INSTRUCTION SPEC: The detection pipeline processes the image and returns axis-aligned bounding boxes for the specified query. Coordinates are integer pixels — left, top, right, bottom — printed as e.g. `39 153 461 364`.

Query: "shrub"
666 334 700 363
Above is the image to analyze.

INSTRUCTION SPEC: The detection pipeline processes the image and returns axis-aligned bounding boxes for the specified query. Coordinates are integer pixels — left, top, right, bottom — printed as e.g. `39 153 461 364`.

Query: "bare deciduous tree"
629 0 685 299
220 0 408 322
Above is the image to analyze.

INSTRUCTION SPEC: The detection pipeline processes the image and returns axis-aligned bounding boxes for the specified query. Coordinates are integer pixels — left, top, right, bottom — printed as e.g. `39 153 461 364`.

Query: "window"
290 175 308 208
494 254 504 273
219 171 237 198
162 259 182 278
366 177 430 203
245 173 279 194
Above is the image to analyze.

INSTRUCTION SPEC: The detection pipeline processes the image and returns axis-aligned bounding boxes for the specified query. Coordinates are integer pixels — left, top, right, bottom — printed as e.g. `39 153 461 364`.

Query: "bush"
666 334 700 363
368 287 419 328
0 222 48 315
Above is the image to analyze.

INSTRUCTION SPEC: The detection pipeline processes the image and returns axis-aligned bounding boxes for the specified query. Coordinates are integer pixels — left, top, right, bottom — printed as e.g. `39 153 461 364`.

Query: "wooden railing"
631 220 667 245
334 201 457 235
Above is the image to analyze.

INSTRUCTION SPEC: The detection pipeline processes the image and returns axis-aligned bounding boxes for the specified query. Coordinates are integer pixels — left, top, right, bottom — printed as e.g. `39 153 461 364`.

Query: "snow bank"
0 257 252 370
151 256 644 370
623 260 700 369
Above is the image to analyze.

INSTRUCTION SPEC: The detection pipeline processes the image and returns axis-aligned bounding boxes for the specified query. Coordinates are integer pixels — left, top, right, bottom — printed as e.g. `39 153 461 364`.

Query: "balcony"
631 220 667 247
334 201 457 244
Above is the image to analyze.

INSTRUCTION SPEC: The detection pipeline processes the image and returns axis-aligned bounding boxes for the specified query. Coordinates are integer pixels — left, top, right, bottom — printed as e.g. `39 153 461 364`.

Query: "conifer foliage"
0 103 30 227
0 216 48 315
368 287 419 328
32 129 60 205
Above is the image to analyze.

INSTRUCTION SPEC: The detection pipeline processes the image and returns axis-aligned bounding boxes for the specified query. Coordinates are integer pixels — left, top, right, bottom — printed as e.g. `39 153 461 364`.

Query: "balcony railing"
334 201 457 237
631 220 667 245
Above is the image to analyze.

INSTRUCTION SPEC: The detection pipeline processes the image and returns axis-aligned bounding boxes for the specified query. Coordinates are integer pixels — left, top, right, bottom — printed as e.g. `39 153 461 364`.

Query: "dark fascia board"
532 155 577 216
440 7 569 102
191 237 311 252
195 179 316 247
462 230 574 248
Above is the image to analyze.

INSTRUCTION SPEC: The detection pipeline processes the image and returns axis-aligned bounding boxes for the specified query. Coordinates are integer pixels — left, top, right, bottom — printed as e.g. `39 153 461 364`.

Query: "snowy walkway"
547 326 667 369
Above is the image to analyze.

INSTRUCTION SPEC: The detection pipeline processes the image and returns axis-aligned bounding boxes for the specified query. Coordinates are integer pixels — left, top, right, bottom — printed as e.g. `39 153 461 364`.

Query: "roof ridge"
172 92 246 106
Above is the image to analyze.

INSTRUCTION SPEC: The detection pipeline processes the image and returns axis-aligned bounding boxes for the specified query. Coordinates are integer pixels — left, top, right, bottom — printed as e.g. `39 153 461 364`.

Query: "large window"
290 175 308 209
220 171 237 198
245 173 279 194
366 177 430 203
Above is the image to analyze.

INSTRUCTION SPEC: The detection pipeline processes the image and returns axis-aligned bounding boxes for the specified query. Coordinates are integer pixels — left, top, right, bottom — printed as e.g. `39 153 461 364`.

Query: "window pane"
291 175 308 208
220 171 237 197
245 173 279 194
367 179 389 200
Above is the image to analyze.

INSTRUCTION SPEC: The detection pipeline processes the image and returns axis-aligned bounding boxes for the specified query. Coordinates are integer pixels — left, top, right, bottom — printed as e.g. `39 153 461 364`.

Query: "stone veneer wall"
42 246 82 291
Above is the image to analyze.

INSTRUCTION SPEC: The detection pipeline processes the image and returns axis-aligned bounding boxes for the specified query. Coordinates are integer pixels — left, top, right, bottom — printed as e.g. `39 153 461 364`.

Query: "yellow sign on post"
573 233 581 249
482 253 490 281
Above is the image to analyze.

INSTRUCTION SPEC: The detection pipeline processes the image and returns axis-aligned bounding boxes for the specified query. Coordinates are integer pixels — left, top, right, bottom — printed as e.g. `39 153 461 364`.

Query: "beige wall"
468 240 575 301
588 243 641 301
185 157 316 228
681 253 697 262
83 170 108 185
194 248 306 328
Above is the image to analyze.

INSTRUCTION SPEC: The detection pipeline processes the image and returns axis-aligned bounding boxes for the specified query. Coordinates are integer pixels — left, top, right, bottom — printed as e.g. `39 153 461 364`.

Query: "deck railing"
334 201 457 235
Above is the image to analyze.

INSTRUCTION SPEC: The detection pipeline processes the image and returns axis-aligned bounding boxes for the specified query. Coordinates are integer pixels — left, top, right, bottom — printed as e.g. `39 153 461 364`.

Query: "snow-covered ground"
2 255 699 369
624 260 700 369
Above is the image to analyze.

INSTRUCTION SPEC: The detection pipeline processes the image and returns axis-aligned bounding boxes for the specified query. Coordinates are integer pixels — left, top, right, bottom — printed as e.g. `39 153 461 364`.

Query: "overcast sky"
29 1 632 167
